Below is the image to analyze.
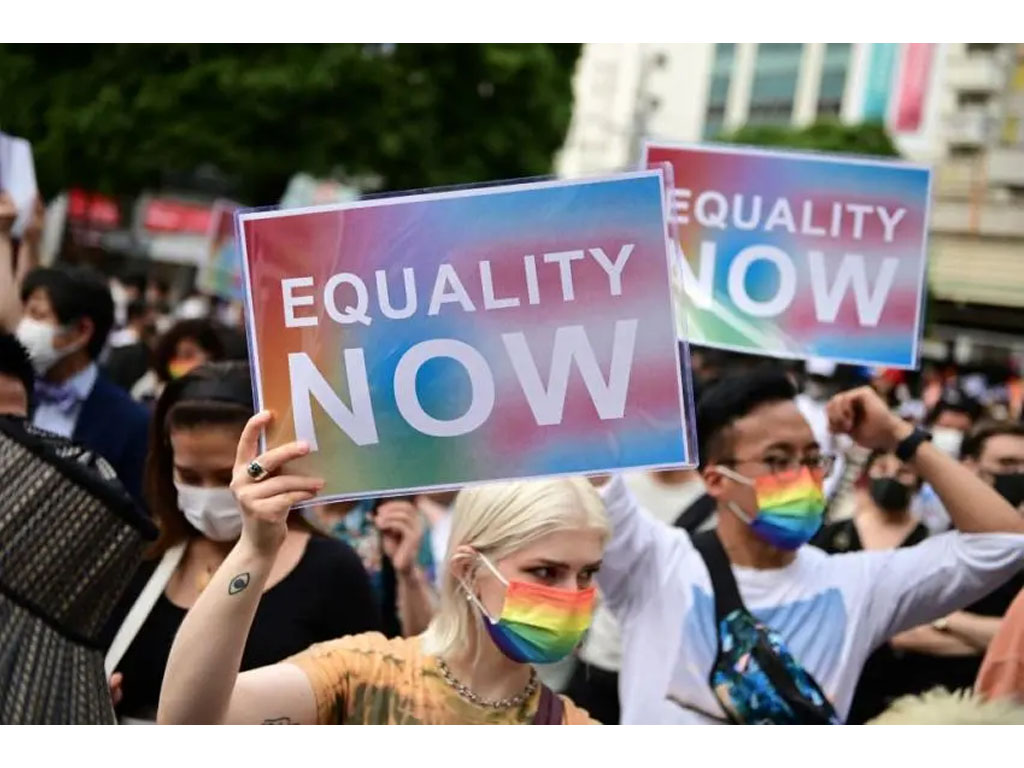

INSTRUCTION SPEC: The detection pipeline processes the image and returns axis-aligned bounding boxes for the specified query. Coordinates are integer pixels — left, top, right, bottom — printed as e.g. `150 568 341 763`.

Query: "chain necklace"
436 657 538 710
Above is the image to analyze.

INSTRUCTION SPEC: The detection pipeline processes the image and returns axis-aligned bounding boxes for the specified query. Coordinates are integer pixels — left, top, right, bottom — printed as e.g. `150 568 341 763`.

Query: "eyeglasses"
720 454 837 478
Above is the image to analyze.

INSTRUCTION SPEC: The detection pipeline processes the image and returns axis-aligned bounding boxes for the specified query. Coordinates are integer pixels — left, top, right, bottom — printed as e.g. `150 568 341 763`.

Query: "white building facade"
558 43 1024 363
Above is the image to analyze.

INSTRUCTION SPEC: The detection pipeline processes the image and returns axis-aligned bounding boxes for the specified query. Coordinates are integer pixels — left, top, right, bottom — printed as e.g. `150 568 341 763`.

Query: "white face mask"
174 481 243 542
931 426 965 458
15 316 81 376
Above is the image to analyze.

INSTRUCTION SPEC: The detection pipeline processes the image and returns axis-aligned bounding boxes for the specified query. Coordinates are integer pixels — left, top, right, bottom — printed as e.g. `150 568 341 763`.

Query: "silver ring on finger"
247 459 270 482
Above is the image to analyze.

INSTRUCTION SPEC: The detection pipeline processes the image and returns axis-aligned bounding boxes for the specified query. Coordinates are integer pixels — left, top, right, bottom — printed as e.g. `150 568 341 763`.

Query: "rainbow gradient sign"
238 171 692 502
644 142 932 368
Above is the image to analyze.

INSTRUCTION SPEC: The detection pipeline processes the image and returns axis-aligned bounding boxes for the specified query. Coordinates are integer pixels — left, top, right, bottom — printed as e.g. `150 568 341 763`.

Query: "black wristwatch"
895 427 931 462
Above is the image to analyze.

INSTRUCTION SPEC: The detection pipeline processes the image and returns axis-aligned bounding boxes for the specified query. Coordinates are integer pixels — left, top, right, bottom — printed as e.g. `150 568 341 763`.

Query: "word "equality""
281 244 635 328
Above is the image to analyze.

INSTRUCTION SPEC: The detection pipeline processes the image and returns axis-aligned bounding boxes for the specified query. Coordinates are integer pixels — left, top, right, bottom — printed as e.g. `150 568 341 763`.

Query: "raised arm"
827 387 1024 535
0 193 23 333
157 411 326 724
828 388 1024 645
593 474 679 619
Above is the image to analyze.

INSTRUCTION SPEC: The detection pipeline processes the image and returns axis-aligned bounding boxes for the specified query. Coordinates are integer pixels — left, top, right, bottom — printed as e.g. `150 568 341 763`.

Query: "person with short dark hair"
962 422 1024 511
15 265 150 503
595 369 1024 724
926 389 983 457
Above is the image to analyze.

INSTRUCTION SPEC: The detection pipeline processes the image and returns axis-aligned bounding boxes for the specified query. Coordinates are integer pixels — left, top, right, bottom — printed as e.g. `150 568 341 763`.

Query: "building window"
704 44 735 138
817 43 851 118
747 43 802 125
949 144 982 157
959 91 990 108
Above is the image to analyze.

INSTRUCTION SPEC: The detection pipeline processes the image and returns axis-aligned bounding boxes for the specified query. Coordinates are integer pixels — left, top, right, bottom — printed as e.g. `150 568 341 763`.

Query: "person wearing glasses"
591 368 1024 724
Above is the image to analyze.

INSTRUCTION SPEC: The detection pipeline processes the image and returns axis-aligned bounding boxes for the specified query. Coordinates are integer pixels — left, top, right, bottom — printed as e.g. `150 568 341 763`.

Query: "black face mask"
869 477 912 513
993 473 1024 508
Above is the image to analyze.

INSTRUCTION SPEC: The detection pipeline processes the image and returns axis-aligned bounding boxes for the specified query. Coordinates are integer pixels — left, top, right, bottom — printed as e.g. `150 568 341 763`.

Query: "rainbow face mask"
717 466 826 550
463 553 595 665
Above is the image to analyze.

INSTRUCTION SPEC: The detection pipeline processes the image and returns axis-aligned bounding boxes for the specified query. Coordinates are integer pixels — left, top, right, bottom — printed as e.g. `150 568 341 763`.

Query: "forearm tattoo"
228 572 251 595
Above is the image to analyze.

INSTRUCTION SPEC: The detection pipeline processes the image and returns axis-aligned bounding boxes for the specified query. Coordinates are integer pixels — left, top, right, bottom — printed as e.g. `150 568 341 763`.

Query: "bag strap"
673 493 717 533
691 530 744 623
532 684 565 725
104 542 186 678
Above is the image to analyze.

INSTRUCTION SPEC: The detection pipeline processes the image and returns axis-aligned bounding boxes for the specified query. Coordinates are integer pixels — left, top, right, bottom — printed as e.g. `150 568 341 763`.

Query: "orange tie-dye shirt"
287 632 597 724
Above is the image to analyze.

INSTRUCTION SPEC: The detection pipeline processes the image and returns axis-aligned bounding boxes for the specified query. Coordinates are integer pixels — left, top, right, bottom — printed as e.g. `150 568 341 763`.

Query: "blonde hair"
420 476 609 658
868 687 1024 725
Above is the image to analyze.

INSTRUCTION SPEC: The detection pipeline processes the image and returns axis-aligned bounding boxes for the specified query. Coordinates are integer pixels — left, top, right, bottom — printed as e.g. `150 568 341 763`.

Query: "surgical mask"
931 427 964 458
717 465 826 550
461 553 595 665
15 317 82 376
174 481 243 541
869 477 912 513
992 473 1024 509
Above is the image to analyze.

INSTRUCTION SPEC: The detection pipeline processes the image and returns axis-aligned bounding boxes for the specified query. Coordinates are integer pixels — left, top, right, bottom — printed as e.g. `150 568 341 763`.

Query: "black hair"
862 449 923 488
120 270 148 295
126 299 151 324
0 332 35 404
152 318 226 383
926 389 983 426
20 266 115 360
144 361 254 557
961 421 1024 462
696 367 797 468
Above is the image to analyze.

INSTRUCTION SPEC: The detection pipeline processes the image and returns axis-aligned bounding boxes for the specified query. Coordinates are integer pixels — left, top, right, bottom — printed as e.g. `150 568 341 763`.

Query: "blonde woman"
158 412 606 724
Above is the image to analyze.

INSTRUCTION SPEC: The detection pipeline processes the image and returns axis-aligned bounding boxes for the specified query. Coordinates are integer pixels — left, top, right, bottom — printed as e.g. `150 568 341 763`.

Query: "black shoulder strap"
691 530 744 623
532 684 565 725
673 493 716 533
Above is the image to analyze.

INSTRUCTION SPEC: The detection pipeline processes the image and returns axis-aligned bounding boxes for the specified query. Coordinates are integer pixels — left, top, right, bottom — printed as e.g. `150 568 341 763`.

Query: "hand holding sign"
239 172 694 503
230 411 326 556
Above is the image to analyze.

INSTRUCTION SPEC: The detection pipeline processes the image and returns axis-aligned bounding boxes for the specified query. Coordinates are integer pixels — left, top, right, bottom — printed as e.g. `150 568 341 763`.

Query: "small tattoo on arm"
228 572 251 595
262 717 294 725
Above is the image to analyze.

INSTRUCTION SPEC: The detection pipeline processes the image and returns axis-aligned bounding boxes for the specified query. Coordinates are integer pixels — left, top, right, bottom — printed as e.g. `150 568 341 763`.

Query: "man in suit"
16 265 150 504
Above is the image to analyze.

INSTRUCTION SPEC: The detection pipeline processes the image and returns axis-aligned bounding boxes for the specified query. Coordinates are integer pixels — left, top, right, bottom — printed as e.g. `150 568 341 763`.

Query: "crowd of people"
3 189 1024 725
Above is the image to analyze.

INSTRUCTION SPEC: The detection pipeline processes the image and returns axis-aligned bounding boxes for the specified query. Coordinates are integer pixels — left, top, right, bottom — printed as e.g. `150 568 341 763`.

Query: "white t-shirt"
597 476 1024 724
578 472 705 673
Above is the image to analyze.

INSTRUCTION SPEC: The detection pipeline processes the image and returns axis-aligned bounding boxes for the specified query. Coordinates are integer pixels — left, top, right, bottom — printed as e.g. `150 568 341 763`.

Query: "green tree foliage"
0 44 580 203
717 120 900 158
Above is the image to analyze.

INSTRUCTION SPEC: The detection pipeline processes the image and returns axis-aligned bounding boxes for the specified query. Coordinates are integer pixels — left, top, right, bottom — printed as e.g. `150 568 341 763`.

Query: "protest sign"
644 142 932 368
239 171 693 502
0 132 38 238
197 200 244 301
